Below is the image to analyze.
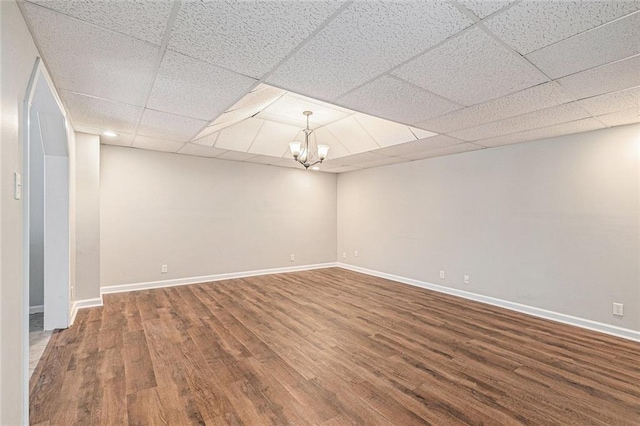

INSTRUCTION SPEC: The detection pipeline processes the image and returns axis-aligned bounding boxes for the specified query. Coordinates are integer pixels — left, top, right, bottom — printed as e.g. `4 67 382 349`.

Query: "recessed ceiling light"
102 130 118 137
311 166 320 171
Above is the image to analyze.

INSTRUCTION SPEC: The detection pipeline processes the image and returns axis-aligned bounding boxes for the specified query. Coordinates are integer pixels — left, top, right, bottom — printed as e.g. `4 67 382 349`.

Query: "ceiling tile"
244 155 282 165
22 2 159 105
214 118 264 151
147 50 257 120
248 120 301 157
320 165 360 173
202 106 266 136
137 109 208 141
526 11 640 79
72 125 102 135
265 158 306 170
415 82 575 133
26 0 173 45
191 131 220 147
216 151 259 162
312 127 352 159
132 135 186 153
167 1 345 78
457 0 516 19
557 55 640 100
336 76 461 125
61 91 141 135
267 1 472 100
410 128 437 139
399 143 485 160
578 87 640 116
596 109 640 127
357 156 411 169
177 143 227 158
449 102 591 141
257 93 352 128
323 116 380 155
484 0 640 54
474 118 606 148
353 114 418 147
372 135 463 157
393 27 547 106
99 132 134 147
230 85 285 111
325 152 388 166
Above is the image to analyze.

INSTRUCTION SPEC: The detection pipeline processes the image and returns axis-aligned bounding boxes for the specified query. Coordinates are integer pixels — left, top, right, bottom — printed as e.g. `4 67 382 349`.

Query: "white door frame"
22 57 72 422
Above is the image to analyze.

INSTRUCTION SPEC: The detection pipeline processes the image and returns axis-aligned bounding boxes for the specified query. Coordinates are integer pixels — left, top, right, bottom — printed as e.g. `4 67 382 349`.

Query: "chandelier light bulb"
289 142 302 158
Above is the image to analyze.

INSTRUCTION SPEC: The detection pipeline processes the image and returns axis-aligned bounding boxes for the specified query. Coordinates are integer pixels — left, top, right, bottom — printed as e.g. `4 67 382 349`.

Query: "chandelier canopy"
289 111 329 169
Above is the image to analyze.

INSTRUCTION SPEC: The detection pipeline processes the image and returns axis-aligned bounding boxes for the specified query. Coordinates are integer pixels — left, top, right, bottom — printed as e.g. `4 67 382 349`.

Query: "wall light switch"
464 275 470 284
14 172 21 200
161 264 168 274
439 270 445 280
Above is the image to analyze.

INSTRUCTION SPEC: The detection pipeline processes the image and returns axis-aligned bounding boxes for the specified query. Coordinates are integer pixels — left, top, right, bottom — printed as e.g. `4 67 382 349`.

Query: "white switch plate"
290 254 295 262
439 270 445 280
342 252 347 259
161 264 168 274
613 303 624 316
14 172 22 200
464 275 470 284
355 250 359 257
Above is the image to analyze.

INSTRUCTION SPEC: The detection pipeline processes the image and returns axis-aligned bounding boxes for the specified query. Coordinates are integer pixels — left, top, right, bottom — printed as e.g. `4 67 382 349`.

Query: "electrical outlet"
342 252 347 259
290 254 295 262
161 264 168 274
355 250 359 257
464 274 470 284
439 270 445 280
613 303 624 316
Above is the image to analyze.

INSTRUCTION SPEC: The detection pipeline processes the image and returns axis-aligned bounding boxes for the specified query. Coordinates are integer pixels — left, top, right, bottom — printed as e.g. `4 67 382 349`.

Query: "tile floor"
29 313 52 378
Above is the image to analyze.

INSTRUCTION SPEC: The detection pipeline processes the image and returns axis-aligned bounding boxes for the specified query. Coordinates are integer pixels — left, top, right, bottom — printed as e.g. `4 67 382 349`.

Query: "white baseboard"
29 305 44 314
338 263 640 343
101 262 339 295
69 296 103 325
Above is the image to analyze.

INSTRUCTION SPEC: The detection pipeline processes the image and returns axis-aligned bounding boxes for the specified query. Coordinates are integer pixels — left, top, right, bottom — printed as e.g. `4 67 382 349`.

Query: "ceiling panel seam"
185 0 354 141
352 116 383 148
17 1 81 132
258 1 354 86
130 0 183 144
523 9 640 57
22 0 166 47
330 23 479 104
324 126 353 156
244 119 267 153
450 0 552 85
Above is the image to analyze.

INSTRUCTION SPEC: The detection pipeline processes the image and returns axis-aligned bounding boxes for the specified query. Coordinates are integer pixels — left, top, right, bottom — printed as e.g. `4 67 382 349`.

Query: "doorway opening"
22 58 71 417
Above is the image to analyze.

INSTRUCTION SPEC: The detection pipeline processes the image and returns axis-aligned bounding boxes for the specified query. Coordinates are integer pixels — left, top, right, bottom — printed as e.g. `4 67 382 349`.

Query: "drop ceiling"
19 0 640 173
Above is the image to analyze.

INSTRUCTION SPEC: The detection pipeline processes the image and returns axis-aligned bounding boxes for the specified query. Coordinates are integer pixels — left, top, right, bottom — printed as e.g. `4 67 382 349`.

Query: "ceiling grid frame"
183 1 355 144
448 0 617 132
18 0 640 173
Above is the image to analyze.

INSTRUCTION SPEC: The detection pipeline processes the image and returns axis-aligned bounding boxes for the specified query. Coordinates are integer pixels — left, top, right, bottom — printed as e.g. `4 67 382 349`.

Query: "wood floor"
30 268 640 425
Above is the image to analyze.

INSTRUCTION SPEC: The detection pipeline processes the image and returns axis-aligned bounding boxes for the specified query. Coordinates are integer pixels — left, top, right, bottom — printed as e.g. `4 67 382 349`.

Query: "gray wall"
1 1 41 422
100 145 337 287
29 110 45 308
75 133 100 300
338 124 640 331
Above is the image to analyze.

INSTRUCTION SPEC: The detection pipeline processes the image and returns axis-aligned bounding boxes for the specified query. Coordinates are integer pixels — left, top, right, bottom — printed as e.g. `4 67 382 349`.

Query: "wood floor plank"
30 268 640 425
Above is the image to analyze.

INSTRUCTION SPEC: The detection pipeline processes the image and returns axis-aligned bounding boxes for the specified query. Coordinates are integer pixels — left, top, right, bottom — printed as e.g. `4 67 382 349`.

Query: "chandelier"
289 111 329 169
